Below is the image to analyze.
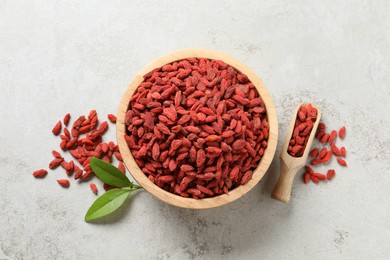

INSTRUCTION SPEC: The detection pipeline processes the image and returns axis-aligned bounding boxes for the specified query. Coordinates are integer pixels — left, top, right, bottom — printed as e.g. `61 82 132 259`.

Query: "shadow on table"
87 158 295 258
148 158 296 258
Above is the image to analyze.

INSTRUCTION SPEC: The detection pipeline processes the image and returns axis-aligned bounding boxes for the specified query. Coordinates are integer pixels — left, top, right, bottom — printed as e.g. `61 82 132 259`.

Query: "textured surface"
1 1 389 259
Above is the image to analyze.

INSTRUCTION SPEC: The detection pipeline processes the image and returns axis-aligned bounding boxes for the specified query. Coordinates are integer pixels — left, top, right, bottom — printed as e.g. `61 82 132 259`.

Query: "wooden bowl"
116 48 278 209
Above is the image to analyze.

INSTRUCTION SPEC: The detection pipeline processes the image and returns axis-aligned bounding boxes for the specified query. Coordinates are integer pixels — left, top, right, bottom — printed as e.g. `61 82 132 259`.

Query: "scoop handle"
271 160 301 202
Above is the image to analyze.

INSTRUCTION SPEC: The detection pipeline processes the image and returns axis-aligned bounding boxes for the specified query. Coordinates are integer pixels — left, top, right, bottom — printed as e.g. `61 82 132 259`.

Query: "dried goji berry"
313 173 327 180
52 150 62 159
311 175 319 184
63 113 71 126
320 133 330 143
327 169 335 180
340 146 346 157
33 169 48 178
338 126 346 138
337 158 347 166
303 173 311 184
52 121 62 135
310 148 319 157
90 183 98 194
330 143 341 156
319 148 328 159
49 158 64 169
328 130 337 144
107 114 117 123
118 162 126 173
57 179 70 188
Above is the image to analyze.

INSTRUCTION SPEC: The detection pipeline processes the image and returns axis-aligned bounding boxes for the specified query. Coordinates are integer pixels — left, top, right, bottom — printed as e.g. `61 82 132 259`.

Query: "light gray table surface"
1 1 389 259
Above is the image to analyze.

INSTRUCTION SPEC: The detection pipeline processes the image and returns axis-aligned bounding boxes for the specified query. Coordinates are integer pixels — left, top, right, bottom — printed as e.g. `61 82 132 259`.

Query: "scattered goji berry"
57 179 70 187
311 175 319 184
52 121 62 135
310 148 319 157
303 173 311 184
107 114 117 123
90 183 98 195
328 130 337 143
340 146 346 157
327 169 335 180
63 113 71 126
338 126 346 138
337 158 347 166
33 169 48 178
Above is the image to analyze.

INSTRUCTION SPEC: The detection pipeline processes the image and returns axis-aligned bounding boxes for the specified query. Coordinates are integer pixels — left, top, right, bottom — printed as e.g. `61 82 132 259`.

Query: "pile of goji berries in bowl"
116 49 278 209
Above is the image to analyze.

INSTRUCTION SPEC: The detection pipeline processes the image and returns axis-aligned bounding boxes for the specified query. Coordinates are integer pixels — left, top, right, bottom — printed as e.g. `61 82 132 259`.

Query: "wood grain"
116 48 278 209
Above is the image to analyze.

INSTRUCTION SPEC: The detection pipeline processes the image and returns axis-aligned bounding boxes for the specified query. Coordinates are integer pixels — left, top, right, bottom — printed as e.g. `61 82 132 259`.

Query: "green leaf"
90 157 132 188
85 189 131 222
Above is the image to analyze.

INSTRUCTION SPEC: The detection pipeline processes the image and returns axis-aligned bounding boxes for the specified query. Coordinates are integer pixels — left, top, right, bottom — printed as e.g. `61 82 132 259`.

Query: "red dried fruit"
63 128 71 139
73 116 86 128
180 165 194 172
288 104 317 157
36 110 125 193
329 130 337 143
310 148 319 157
49 158 64 169
152 143 160 161
232 139 246 150
57 179 70 188
319 148 327 159
107 114 117 123
330 143 341 156
184 126 201 134
196 150 206 168
63 113 71 126
320 133 330 143
103 183 111 191
327 169 335 180
159 175 175 182
340 146 346 157
321 150 332 163
81 171 94 181
196 185 214 196
303 124 347 187
313 173 327 180
52 150 62 159
241 171 253 185
205 135 221 142
318 122 326 130
303 173 311 184
315 130 325 140
229 166 240 182
52 121 62 135
33 169 48 178
338 126 346 138
337 158 347 166
74 166 83 180
311 175 319 184
118 162 126 173
206 147 222 156
305 166 314 175
61 161 72 171
99 121 108 134
310 158 321 166
124 58 269 198
114 151 122 161
90 183 98 194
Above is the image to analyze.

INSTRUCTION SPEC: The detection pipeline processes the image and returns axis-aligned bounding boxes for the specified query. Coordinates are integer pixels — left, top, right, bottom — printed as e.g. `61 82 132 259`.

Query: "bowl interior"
116 48 278 209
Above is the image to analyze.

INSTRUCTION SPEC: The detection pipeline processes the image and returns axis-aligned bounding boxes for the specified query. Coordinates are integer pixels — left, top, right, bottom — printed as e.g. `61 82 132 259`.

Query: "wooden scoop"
271 103 322 202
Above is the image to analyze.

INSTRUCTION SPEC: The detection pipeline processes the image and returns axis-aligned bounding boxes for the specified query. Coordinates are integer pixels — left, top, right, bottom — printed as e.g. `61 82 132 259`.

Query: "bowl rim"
116 48 278 209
